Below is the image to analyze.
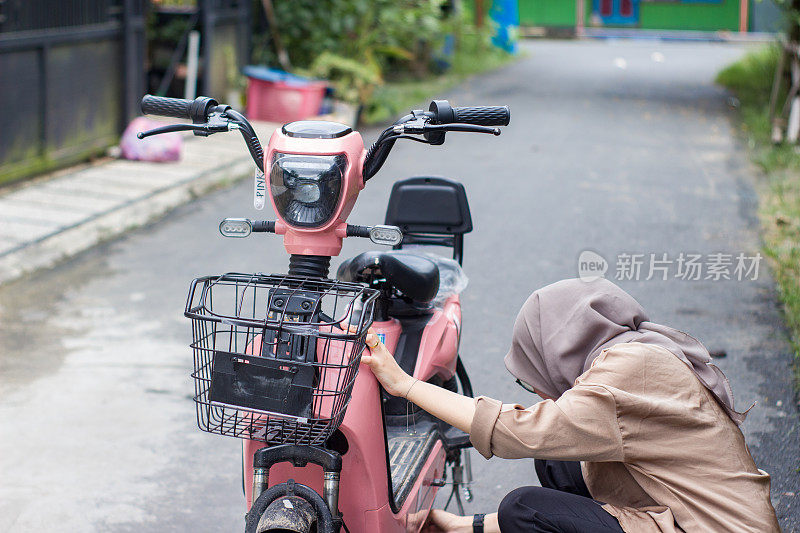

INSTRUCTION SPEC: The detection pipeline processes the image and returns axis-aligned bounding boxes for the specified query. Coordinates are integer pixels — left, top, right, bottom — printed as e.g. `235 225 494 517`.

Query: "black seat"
385 176 472 265
336 250 440 303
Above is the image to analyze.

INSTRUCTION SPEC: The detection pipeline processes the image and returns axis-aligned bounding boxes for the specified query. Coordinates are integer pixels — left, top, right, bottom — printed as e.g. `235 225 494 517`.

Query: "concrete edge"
0 157 252 286
520 26 777 43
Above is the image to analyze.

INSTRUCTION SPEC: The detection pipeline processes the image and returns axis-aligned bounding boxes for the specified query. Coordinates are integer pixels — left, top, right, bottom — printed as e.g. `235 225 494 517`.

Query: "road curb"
0 110 359 287
0 156 252 286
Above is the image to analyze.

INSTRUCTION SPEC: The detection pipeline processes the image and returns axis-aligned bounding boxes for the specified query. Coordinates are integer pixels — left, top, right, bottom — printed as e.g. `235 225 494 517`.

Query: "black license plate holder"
208 350 314 419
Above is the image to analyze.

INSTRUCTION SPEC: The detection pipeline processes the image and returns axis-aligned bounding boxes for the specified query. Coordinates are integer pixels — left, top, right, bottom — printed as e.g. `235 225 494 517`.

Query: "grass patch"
717 44 800 381
361 34 517 125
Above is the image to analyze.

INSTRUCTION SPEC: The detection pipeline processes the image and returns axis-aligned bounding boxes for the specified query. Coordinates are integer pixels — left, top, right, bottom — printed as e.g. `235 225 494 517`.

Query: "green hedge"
718 45 800 382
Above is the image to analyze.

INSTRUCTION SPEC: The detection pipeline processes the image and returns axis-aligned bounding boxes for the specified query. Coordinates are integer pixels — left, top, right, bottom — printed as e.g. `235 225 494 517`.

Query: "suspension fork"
251 444 343 518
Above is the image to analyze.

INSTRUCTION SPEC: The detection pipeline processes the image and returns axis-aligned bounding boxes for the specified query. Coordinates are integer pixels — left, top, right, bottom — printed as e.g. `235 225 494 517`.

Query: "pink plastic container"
246 77 327 123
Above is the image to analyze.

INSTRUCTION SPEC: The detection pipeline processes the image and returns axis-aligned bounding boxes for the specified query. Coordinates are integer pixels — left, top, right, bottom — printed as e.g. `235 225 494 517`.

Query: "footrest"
387 421 440 508
442 425 472 451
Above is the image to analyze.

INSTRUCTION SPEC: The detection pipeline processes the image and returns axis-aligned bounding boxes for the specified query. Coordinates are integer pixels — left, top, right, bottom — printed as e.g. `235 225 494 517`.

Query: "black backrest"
384 176 472 264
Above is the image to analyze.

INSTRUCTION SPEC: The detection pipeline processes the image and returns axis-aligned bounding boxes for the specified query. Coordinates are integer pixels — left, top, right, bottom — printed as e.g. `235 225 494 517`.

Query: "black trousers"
497 460 624 533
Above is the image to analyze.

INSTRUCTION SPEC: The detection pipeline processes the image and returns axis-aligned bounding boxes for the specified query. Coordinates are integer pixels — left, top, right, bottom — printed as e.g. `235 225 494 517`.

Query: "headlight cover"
270 152 347 227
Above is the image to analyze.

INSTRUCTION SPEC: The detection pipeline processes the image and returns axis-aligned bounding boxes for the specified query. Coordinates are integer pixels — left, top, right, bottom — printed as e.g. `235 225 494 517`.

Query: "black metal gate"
149 0 250 100
200 0 250 98
0 0 146 185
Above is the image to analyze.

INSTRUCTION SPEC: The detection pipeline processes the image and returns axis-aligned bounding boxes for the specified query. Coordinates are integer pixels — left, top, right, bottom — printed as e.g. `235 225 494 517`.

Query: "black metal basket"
185 272 379 445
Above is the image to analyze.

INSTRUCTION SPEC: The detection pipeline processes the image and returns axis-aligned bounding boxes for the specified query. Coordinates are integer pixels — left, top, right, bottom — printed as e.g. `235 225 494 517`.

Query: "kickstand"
443 482 465 515
453 484 466 515
443 465 466 515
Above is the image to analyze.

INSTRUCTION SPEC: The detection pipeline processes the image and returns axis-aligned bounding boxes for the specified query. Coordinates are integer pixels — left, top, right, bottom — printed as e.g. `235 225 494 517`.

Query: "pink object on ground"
246 77 327 123
120 116 182 162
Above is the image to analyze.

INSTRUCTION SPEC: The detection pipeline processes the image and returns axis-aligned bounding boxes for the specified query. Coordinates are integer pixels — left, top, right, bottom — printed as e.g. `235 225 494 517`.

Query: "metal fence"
1 0 123 32
0 0 249 186
0 0 146 185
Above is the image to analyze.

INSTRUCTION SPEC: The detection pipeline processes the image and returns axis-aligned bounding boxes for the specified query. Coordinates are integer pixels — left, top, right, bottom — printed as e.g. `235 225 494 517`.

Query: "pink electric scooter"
138 93 510 532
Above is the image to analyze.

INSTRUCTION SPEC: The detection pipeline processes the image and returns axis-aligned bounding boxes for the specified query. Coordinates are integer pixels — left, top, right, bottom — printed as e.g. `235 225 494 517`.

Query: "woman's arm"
361 330 624 462
361 330 476 433
407 379 475 433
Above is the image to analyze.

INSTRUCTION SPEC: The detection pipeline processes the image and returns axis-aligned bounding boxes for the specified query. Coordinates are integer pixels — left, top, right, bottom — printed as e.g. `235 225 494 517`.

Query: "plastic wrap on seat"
412 251 468 306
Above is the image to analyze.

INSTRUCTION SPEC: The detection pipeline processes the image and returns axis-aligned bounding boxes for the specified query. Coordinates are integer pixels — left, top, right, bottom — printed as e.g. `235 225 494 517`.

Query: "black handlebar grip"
252 220 276 233
140 94 219 122
141 95 194 119
452 105 510 126
346 224 372 238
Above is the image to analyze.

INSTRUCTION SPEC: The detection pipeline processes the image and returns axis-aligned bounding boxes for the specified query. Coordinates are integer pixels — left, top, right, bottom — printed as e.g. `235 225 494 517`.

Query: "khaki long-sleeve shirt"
470 342 779 532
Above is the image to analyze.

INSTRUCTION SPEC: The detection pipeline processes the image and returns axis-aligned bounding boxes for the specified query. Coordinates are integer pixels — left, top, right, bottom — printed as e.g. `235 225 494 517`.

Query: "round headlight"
269 153 347 227
294 183 321 203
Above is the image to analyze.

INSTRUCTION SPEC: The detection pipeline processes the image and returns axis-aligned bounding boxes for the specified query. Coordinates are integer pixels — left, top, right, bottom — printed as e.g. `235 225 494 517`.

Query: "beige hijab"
504 278 748 424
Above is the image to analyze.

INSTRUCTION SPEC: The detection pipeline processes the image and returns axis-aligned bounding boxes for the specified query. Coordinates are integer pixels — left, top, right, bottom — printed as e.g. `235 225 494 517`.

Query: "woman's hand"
361 329 415 397
421 510 474 533
352 327 476 434
423 511 499 533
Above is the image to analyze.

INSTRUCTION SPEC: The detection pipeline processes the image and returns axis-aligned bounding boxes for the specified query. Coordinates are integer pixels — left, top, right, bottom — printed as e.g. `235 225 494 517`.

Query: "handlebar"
362 99 511 181
138 94 264 172
429 100 510 127
141 95 193 119
138 94 508 184
141 94 224 123
452 105 510 126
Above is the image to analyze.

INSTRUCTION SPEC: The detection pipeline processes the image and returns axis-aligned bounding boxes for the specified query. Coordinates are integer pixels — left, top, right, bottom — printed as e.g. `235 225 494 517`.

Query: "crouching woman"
360 278 780 532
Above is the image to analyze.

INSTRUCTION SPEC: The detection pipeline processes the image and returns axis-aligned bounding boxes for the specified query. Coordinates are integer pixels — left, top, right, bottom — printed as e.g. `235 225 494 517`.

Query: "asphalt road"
1 40 798 531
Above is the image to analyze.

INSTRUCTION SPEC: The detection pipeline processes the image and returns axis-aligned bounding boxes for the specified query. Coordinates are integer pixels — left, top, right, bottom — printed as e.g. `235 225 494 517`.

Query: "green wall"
640 1 740 32
519 0 576 27
519 0 742 32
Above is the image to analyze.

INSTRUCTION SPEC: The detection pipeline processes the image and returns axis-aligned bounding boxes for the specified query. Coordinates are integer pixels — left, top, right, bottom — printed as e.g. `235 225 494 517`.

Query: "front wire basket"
185 272 379 445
